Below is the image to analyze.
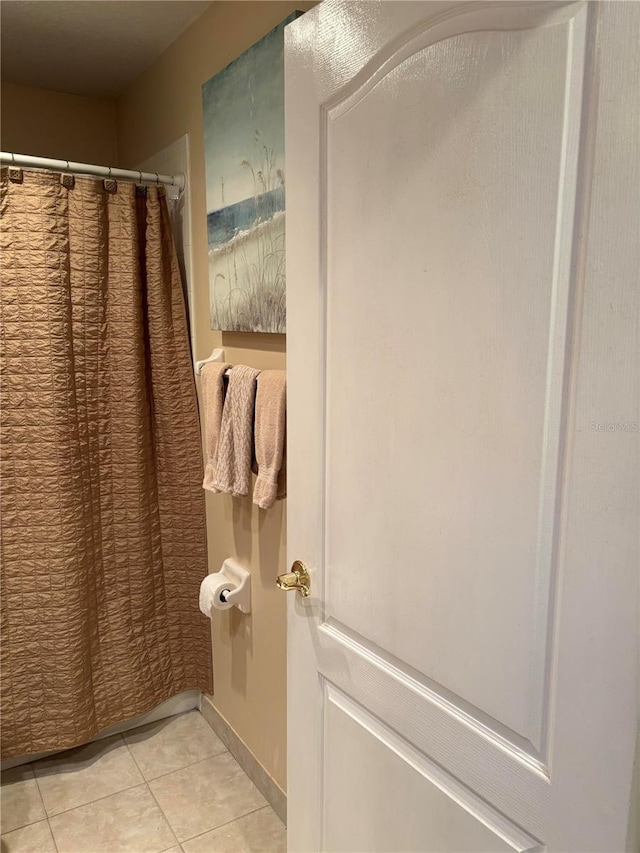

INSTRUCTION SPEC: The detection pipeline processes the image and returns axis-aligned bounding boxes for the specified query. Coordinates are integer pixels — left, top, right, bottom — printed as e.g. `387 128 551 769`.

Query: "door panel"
286 3 639 850
323 686 536 852
325 7 586 753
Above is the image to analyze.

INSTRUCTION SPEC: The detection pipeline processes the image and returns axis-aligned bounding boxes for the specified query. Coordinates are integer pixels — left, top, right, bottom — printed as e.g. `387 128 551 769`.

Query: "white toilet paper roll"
199 572 235 617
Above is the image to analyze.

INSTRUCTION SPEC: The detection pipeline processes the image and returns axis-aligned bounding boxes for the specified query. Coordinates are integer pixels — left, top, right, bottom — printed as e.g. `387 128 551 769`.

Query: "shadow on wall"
258 501 286 586
212 494 286 699
221 331 286 354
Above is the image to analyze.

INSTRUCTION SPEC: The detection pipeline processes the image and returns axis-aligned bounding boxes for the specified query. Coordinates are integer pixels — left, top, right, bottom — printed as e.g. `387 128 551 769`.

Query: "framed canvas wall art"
202 14 299 333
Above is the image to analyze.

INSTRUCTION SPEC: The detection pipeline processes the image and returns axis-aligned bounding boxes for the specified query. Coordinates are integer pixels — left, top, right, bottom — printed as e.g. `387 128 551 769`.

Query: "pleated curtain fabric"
0 169 212 759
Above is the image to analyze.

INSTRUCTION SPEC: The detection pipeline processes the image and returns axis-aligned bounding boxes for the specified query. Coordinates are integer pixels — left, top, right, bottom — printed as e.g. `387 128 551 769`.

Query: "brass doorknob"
277 560 310 597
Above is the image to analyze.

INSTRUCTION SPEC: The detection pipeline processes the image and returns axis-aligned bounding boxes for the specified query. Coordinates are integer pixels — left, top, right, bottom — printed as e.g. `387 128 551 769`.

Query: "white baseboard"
200 694 287 824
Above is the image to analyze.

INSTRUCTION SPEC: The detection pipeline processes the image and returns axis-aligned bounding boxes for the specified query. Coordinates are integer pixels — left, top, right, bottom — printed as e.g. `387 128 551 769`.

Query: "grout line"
0 816 56 844
30 733 144 821
41 781 147 821
121 721 269 846
179 804 274 846
121 735 228 784
144 780 180 848
11 720 260 848
29 760 53 839
140 744 229 784
123 740 180 849
46 817 60 853
143 750 232 785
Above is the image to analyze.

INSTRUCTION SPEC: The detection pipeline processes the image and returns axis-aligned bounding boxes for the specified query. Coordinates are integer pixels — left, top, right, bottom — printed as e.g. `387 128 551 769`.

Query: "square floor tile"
0 819 57 853
49 783 176 853
182 806 286 853
0 764 46 833
149 753 266 842
32 733 144 816
124 711 226 780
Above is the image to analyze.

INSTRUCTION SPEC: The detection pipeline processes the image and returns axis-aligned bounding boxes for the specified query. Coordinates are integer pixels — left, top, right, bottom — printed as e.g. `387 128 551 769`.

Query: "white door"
285 2 639 851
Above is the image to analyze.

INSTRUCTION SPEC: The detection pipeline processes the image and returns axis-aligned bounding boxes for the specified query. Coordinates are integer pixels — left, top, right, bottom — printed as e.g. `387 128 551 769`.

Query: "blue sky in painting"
202 17 292 214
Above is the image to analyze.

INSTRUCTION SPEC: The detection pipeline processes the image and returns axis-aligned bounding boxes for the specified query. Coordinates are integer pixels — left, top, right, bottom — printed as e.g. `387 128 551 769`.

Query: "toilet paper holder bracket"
219 558 251 614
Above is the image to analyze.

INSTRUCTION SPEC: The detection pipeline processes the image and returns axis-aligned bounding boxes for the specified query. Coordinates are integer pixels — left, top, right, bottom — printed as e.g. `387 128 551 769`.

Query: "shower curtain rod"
1 151 185 191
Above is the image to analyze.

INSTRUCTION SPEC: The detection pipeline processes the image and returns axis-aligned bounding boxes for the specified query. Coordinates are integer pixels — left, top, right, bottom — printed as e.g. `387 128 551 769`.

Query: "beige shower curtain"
0 168 212 759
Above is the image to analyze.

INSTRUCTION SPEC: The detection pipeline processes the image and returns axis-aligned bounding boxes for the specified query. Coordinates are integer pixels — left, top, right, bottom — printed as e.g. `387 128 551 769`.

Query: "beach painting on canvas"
202 16 296 333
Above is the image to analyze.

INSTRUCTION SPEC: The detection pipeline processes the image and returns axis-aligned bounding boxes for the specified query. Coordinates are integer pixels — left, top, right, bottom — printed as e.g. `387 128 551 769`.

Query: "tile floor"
0 711 286 853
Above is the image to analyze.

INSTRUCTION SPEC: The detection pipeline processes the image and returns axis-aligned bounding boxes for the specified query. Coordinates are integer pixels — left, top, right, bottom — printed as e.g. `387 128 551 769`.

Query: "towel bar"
195 347 231 376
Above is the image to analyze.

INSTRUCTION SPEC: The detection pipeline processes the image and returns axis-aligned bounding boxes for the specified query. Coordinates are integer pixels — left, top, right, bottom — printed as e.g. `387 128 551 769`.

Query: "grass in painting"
209 130 286 333
211 217 285 333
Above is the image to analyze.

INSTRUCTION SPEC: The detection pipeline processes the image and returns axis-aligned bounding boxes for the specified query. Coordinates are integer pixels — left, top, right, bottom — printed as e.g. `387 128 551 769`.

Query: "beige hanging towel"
201 362 232 492
253 370 287 509
212 364 261 497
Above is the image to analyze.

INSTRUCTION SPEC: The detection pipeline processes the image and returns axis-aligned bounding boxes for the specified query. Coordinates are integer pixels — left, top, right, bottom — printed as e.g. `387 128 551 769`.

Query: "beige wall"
117 1 316 792
1 82 118 164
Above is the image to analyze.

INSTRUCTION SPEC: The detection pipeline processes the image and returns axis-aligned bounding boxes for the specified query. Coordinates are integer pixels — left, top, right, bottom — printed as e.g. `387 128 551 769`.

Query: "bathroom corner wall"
0 81 118 164
134 135 195 352
116 1 317 792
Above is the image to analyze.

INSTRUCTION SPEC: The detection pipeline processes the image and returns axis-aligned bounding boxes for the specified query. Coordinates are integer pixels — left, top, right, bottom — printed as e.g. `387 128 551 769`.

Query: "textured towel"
201 362 232 492
253 370 287 509
212 364 261 496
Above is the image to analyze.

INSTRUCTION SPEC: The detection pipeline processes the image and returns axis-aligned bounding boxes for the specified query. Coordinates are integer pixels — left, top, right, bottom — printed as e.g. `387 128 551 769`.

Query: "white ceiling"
1 0 213 98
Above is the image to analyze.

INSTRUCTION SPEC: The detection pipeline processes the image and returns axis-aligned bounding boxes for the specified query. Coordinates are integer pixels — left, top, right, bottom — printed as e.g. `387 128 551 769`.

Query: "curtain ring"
139 171 143 183
66 160 70 171
155 173 160 186
108 166 112 179
11 152 16 164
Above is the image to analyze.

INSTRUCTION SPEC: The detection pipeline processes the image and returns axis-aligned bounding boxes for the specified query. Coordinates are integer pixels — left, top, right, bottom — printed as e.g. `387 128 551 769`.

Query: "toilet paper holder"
218 558 251 613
